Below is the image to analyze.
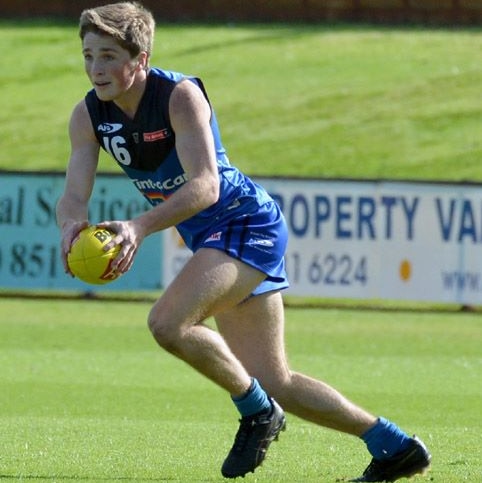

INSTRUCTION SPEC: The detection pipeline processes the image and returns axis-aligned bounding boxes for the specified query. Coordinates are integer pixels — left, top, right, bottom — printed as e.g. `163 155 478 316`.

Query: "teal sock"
231 378 271 418
361 417 412 460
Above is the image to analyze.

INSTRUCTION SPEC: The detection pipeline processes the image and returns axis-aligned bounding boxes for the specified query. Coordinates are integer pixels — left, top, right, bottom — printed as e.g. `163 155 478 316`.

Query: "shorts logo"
205 231 222 243
247 238 274 248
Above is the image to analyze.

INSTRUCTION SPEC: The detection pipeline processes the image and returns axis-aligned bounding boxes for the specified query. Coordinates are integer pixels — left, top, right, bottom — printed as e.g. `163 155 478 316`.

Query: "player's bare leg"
147 249 429 481
148 247 264 396
215 290 376 436
216 291 431 481
148 247 286 478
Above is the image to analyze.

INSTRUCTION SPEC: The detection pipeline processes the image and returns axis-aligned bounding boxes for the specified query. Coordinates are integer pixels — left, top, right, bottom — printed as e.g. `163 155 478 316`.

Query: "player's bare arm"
99 79 220 273
56 100 100 271
139 79 219 234
102 80 217 236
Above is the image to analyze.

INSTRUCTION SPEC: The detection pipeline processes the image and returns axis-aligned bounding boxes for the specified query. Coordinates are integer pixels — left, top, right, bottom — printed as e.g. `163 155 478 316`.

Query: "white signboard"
163 178 482 305
0 172 162 291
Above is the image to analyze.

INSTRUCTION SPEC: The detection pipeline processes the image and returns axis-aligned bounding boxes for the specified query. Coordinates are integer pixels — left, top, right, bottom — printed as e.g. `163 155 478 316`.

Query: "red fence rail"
0 0 481 24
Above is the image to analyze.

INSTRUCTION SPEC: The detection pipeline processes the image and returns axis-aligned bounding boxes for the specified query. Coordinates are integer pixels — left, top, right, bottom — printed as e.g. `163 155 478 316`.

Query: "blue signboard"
0 171 162 292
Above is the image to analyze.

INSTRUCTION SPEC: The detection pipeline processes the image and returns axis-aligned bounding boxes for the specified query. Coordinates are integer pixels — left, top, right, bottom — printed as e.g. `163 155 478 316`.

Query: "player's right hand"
60 219 89 275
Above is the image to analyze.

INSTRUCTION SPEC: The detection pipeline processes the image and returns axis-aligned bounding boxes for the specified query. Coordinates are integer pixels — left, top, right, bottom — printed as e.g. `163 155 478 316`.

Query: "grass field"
0 20 481 483
1 298 481 482
0 21 480 179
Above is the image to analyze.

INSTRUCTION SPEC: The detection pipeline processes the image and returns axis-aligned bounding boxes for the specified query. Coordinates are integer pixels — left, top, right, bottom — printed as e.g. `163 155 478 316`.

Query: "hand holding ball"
67 226 121 285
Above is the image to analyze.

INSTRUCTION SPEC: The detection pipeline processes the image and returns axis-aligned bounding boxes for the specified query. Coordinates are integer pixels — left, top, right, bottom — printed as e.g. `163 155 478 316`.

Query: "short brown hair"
79 2 155 58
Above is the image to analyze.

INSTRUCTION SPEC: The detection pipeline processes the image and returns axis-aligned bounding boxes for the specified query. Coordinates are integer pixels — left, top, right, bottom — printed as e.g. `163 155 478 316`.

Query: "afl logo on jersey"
98 123 123 133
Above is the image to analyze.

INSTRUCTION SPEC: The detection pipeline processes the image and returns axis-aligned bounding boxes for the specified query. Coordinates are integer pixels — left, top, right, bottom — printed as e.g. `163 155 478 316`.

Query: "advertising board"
3 172 482 304
0 171 161 291
163 178 482 305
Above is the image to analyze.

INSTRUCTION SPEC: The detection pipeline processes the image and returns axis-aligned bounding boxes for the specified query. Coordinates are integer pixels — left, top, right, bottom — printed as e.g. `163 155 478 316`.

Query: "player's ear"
137 51 149 71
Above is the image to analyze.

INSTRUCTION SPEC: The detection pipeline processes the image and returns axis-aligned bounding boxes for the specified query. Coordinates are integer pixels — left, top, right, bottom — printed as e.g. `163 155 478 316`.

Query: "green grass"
1 21 481 482
1 298 481 482
0 21 481 179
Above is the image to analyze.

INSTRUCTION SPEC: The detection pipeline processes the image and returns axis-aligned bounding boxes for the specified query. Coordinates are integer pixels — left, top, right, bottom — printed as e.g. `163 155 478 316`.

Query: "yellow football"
67 226 121 285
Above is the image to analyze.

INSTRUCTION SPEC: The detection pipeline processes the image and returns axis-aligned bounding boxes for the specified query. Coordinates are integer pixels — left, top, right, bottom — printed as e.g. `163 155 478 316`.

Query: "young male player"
56 2 431 480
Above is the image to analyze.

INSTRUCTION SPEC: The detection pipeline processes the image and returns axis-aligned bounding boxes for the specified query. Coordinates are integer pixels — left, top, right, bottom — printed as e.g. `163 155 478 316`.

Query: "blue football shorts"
195 200 289 296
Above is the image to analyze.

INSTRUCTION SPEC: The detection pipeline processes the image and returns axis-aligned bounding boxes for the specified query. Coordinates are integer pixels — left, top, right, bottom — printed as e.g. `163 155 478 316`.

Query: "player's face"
82 32 139 102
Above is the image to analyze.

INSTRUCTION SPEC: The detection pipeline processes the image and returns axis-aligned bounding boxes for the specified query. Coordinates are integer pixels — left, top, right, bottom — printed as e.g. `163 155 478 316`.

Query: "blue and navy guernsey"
85 68 288 293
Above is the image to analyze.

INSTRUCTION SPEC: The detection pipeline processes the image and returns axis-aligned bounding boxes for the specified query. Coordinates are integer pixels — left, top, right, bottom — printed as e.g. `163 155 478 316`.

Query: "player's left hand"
96 219 145 274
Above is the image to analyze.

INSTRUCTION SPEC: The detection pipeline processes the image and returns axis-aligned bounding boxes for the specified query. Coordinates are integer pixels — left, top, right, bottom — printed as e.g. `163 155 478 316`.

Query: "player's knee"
147 312 180 352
